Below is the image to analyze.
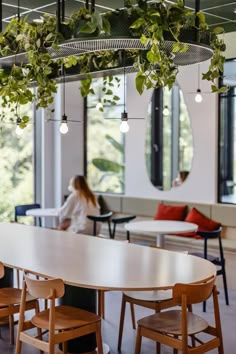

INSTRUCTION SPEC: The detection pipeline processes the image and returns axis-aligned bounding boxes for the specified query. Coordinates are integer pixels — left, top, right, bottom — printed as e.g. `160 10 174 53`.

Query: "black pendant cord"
61 65 66 117
17 0 20 21
91 0 95 13
198 64 200 90
57 0 61 33
0 0 2 32
61 0 65 23
195 0 200 42
123 51 126 114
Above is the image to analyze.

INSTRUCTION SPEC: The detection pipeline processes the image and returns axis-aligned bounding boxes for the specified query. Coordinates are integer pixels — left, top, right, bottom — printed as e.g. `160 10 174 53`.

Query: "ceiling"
1 0 236 32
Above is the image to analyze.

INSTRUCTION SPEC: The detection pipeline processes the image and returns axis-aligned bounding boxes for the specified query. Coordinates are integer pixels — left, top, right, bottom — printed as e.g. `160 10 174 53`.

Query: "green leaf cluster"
0 0 227 128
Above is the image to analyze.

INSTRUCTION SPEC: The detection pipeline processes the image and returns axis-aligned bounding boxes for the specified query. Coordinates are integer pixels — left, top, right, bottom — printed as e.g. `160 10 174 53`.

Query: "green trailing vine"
0 0 227 127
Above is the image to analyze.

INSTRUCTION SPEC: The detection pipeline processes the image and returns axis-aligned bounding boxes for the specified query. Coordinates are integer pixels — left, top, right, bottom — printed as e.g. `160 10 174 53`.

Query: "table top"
26 208 59 217
0 223 215 291
125 220 198 235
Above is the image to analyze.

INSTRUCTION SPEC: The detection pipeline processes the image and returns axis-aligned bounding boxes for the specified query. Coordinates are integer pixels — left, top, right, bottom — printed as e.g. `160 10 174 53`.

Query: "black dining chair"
14 203 42 227
111 215 136 240
190 227 229 311
87 211 113 237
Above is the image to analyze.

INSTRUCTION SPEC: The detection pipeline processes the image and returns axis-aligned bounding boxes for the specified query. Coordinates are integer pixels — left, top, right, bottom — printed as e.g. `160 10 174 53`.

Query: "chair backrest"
0 262 4 279
197 227 223 260
173 276 216 305
25 275 65 299
87 211 113 222
197 227 222 239
14 203 41 222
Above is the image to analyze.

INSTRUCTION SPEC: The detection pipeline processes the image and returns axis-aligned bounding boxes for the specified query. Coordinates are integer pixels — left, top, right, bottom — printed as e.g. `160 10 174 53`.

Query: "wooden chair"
0 262 38 345
16 275 103 354
135 277 224 354
190 227 229 311
118 247 190 351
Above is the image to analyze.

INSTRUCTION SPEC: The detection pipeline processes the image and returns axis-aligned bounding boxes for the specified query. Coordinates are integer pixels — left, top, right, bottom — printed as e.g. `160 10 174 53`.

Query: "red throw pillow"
154 203 187 221
185 208 221 231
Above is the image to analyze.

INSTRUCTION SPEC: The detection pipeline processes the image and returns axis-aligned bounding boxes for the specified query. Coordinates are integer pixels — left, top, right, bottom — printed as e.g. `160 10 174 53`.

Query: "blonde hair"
71 175 97 207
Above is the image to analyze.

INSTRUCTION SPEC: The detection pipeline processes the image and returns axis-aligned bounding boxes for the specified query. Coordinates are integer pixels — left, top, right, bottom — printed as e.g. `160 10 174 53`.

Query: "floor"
0 284 234 354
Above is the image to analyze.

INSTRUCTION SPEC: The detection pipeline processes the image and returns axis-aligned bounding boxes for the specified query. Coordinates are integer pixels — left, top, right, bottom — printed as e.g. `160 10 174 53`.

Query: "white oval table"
125 220 198 247
0 223 215 353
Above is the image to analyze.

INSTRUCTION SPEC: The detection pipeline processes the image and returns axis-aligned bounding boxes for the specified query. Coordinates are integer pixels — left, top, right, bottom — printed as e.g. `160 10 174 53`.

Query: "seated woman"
172 170 189 187
58 175 100 235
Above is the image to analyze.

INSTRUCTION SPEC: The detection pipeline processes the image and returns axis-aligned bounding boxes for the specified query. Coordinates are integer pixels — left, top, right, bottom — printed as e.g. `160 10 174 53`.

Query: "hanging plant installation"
0 0 227 128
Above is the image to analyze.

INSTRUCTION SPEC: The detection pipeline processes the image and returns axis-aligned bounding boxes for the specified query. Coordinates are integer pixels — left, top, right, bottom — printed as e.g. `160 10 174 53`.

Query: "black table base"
59 285 97 353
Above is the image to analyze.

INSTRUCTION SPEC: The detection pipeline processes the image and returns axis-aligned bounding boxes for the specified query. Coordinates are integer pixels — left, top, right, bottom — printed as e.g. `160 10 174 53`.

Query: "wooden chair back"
0 262 5 279
25 275 65 299
173 276 215 305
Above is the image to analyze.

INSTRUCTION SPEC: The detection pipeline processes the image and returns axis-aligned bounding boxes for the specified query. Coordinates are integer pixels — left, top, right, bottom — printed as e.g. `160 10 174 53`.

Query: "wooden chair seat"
138 310 209 335
123 289 172 302
0 288 35 306
31 305 101 331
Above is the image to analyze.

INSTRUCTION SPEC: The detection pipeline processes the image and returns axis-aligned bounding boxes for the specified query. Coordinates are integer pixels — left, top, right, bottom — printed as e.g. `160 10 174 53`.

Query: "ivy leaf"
130 17 145 29
213 27 225 35
136 74 145 95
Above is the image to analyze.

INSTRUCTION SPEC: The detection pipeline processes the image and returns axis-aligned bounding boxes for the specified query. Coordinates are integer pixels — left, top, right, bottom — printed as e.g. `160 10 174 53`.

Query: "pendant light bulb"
60 114 69 134
163 105 169 116
15 118 23 136
120 112 129 133
96 101 103 112
195 89 203 103
15 125 23 136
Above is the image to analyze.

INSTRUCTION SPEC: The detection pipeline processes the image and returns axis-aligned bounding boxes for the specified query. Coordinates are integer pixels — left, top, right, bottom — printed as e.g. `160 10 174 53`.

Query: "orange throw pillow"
185 208 221 231
154 203 187 221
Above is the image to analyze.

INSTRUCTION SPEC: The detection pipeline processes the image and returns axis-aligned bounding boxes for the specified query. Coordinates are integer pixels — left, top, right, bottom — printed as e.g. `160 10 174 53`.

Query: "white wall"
125 63 218 203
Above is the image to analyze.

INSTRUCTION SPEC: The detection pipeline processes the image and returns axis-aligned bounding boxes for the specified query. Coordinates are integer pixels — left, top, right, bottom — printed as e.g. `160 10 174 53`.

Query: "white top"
58 193 100 234
125 220 198 235
0 223 216 290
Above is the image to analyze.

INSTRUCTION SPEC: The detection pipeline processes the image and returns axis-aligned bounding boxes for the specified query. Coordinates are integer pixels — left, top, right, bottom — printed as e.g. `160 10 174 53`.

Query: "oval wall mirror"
145 84 193 191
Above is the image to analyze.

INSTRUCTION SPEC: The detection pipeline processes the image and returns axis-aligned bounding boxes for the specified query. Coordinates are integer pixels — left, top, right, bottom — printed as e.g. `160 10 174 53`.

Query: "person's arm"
58 193 77 222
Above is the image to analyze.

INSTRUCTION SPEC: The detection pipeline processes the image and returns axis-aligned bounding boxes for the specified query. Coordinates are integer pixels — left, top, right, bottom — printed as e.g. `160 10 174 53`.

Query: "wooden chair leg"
96 322 103 354
130 302 136 329
16 269 20 289
98 290 105 319
9 313 14 345
134 326 142 354
118 294 127 351
156 342 161 354
62 340 68 354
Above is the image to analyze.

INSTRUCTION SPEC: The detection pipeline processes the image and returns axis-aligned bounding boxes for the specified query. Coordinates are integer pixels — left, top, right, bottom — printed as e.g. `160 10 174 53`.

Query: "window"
219 60 236 203
0 103 34 222
86 76 125 193
145 85 193 190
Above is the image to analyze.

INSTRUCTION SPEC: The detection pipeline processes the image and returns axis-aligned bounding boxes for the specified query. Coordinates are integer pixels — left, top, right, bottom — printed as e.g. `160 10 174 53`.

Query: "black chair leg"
108 221 112 239
222 269 229 305
203 300 206 312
